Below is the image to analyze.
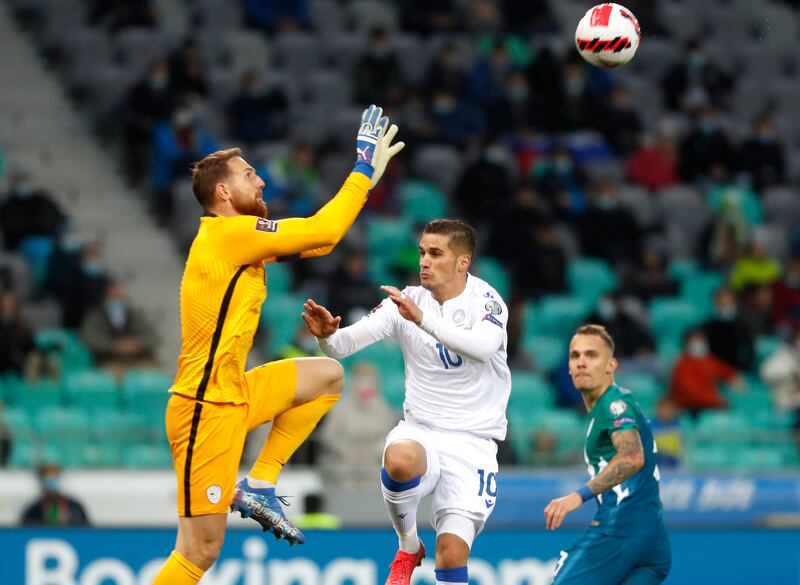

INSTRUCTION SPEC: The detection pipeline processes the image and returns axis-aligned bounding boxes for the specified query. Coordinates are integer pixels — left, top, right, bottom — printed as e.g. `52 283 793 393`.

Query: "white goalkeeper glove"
368 122 404 189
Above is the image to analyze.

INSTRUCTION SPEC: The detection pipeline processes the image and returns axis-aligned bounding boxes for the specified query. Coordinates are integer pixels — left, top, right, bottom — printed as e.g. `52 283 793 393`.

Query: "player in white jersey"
302 219 511 585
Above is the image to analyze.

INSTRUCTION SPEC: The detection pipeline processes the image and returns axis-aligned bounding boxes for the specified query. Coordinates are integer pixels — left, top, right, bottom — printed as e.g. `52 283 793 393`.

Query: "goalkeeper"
152 105 404 585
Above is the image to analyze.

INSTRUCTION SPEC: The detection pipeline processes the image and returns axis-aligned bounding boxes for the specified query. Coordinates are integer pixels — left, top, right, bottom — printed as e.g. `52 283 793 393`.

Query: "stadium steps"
0 4 182 369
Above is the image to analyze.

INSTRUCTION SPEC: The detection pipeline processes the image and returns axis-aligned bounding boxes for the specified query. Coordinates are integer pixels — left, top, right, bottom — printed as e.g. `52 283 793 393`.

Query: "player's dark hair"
574 324 615 355
423 219 476 256
191 147 242 209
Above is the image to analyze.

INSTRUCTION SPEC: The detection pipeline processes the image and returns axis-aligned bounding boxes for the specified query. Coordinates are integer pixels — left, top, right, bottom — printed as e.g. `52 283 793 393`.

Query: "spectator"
0 171 66 251
52 241 112 329
243 0 310 33
167 39 208 98
0 400 10 466
622 238 678 302
468 39 515 121
79 281 158 376
319 362 397 487
120 58 176 184
528 428 564 466
771 252 800 337
760 328 800 428
739 283 774 338
261 141 321 217
661 39 734 113
21 463 89 526
678 107 736 181
556 58 594 130
0 290 35 376
399 0 459 34
597 84 643 155
701 213 747 273
500 0 558 34
355 28 402 106
650 398 682 469
453 139 513 225
529 147 587 218
424 40 468 95
430 88 486 147
151 103 219 217
586 294 655 360
574 180 641 266
730 234 781 291
703 287 755 371
293 493 342 530
740 114 786 189
669 329 741 415
226 70 289 145
326 249 381 326
626 132 681 190
511 221 567 300
524 46 562 131
706 165 762 229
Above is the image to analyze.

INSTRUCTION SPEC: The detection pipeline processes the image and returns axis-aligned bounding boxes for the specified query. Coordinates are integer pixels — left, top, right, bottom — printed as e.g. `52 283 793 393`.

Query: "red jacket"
670 353 738 411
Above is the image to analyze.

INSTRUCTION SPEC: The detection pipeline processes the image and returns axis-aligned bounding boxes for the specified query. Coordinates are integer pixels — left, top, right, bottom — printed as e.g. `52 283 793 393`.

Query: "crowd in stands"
2 0 800 473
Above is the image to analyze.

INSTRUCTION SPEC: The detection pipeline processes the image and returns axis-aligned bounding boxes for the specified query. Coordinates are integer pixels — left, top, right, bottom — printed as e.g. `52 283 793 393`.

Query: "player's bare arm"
588 429 645 496
545 429 644 530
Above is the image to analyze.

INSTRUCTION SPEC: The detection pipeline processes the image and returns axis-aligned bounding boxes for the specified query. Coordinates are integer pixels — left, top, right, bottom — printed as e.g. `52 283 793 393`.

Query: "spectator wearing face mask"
20 463 89 526
760 328 800 430
669 329 743 416
586 294 655 360
702 287 755 371
740 115 786 189
79 281 158 376
318 361 398 487
0 171 66 251
574 180 641 266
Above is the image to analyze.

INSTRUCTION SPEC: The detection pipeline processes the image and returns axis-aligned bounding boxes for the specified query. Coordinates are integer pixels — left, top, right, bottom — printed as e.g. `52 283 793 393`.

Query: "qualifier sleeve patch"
255 218 278 233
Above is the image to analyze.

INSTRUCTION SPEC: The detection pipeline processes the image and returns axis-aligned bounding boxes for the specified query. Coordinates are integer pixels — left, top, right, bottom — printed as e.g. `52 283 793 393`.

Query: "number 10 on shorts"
477 469 498 496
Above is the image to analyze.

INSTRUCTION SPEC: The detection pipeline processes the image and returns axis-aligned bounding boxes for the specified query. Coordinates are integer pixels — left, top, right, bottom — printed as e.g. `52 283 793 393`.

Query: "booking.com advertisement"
1 528 798 585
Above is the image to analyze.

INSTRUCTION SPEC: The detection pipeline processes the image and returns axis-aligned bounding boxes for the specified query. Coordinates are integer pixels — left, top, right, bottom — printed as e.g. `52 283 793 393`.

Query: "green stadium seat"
9 437 38 468
473 257 510 301
668 258 700 282
366 216 414 262
614 372 664 403
684 444 729 470
35 407 90 468
680 272 725 316
567 258 618 303
755 335 784 368
3 407 34 436
649 297 705 346
260 292 307 355
35 327 93 373
63 370 120 412
379 368 406 412
399 180 447 223
265 262 291 295
510 372 555 410
13 379 63 412
123 443 173 469
91 410 151 443
524 295 592 340
79 442 122 468
733 446 785 472
520 334 566 374
121 369 172 422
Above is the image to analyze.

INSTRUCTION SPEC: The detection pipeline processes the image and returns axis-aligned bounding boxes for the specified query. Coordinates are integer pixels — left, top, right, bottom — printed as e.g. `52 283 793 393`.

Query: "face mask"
554 157 572 173
43 476 60 492
565 77 584 96
354 377 377 402
433 98 455 114
508 86 529 101
716 306 737 321
689 53 706 69
150 74 168 91
597 299 617 320
597 196 617 210
785 273 800 289
105 300 125 314
484 146 505 165
687 339 708 358
15 184 34 199
82 261 103 276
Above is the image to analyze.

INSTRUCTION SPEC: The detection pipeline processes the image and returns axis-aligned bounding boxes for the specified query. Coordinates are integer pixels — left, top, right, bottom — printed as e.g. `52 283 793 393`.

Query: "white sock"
381 468 422 553
245 476 275 489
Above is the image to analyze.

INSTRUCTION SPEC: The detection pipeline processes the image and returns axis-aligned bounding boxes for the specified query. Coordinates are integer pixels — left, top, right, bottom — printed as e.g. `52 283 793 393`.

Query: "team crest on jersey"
255 218 278 233
452 309 466 324
610 400 627 416
485 300 502 315
206 484 222 504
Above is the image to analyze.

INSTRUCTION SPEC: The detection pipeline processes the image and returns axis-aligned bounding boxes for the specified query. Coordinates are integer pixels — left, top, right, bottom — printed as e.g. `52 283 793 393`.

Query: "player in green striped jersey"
545 324 671 585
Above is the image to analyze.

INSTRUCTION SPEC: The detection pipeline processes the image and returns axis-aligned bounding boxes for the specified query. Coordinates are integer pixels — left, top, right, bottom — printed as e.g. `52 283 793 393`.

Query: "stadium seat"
411 144 463 194
520 334 565 374
379 367 406 412
524 295 592 340
473 256 510 302
123 443 173 470
365 216 414 263
510 372 556 410
680 271 725 317
63 369 119 412
615 371 664 402
649 297 705 346
755 335 784 367
121 369 172 422
266 262 291 296
260 292 308 355
13 379 63 413
668 258 700 282
684 444 729 471
567 258 618 303
399 180 447 224
79 442 122 468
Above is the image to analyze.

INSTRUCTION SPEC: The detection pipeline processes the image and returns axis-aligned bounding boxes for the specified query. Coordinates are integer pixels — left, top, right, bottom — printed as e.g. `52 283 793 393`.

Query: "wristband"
577 485 595 502
353 161 374 179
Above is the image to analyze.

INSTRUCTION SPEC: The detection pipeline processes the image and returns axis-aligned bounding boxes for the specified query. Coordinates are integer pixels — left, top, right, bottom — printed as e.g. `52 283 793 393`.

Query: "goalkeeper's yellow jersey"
169 171 371 404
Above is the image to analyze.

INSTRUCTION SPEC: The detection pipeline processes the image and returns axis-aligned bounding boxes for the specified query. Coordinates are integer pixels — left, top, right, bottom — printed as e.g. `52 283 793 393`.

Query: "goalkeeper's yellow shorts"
165 359 297 516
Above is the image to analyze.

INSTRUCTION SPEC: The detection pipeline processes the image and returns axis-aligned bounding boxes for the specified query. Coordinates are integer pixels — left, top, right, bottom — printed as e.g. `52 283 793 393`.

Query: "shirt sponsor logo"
255 218 278 233
483 314 503 328
614 417 636 427
485 300 503 315
609 400 627 416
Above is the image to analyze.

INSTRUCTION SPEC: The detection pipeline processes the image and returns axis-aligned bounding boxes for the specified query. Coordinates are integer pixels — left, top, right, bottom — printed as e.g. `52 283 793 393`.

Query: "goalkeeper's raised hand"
355 104 405 189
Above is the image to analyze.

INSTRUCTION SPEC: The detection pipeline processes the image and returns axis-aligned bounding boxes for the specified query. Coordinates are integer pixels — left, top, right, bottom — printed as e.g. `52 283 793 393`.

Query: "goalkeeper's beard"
232 191 268 218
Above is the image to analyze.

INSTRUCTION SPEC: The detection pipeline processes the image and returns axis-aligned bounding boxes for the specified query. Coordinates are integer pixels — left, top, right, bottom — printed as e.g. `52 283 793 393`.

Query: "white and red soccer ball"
575 3 641 68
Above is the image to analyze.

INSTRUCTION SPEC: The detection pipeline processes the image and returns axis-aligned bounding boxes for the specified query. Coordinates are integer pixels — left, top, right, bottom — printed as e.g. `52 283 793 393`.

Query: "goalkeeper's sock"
249 393 340 484
152 551 204 585
435 566 468 585
381 467 422 554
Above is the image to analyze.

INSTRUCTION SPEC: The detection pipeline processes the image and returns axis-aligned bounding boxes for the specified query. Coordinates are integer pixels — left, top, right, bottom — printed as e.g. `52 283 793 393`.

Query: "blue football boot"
231 479 305 545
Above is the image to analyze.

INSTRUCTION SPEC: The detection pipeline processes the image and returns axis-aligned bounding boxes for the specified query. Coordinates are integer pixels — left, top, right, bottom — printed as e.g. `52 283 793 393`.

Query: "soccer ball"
575 3 641 68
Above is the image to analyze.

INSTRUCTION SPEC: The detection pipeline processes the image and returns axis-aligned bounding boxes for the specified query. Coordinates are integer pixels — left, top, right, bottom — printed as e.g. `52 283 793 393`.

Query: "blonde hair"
574 324 615 355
